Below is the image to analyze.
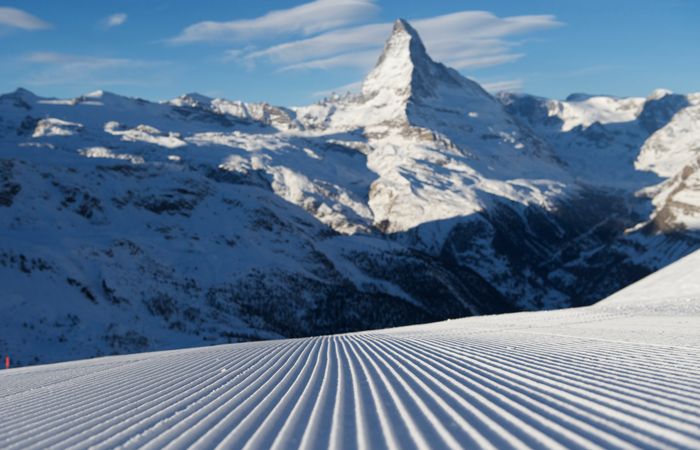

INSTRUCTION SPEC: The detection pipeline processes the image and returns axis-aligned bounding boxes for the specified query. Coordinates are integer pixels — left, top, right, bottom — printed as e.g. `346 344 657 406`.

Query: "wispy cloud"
244 23 389 67
521 65 620 81
481 79 524 92
561 65 619 77
25 52 138 67
281 50 379 72
102 13 128 29
170 0 379 44
231 11 561 73
0 7 50 31
22 52 168 87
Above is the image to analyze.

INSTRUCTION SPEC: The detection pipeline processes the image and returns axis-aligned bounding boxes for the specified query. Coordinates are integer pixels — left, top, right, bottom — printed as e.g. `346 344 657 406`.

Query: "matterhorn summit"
319 20 561 173
335 19 513 137
361 19 455 101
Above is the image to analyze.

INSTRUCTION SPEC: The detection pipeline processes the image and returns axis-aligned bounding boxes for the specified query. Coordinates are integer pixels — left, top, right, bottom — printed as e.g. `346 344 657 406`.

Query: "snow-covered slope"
500 90 693 188
0 75 515 365
600 245 700 306
295 19 568 233
2 19 700 366
1 251 699 449
636 93 700 178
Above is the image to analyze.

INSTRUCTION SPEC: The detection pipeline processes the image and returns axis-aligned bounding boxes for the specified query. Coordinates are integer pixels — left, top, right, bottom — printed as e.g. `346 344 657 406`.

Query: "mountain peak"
391 18 420 40
358 19 494 121
1 87 39 102
13 87 37 97
169 92 213 108
647 88 674 101
361 19 434 99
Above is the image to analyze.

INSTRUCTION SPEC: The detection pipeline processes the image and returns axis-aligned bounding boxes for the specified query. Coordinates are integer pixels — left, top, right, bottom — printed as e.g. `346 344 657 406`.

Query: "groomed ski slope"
2 253 700 449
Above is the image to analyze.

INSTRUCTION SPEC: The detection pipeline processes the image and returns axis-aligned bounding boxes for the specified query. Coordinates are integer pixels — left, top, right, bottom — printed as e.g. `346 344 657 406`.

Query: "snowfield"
2 251 699 449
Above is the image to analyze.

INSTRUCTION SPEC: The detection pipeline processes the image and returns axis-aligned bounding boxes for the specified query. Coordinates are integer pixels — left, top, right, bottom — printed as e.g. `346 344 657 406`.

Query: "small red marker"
4 355 9 369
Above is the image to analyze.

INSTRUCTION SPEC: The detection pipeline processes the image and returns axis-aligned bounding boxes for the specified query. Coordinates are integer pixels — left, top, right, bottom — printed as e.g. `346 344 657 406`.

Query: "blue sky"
1 0 698 105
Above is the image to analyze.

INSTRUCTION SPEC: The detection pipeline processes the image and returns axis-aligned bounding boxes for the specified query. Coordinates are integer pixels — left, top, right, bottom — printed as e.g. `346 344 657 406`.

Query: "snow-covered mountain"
2 249 698 449
1 19 699 366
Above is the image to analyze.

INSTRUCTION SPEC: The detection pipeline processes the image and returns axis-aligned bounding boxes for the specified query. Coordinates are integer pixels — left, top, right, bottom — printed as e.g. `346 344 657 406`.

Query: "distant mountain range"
1 19 699 366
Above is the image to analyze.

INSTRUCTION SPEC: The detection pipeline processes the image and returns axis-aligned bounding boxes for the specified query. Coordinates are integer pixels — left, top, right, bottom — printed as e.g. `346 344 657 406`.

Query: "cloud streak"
0 7 50 31
170 0 379 43
103 13 128 29
25 52 139 67
481 79 524 92
23 52 168 87
230 11 561 72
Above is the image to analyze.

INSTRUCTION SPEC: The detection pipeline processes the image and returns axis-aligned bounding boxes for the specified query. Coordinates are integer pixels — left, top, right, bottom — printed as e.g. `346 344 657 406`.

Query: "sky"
0 0 698 105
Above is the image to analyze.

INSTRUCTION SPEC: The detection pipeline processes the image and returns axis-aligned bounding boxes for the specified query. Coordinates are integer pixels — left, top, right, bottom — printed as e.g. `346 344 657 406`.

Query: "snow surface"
1 250 699 449
551 96 646 133
637 102 700 177
600 247 700 306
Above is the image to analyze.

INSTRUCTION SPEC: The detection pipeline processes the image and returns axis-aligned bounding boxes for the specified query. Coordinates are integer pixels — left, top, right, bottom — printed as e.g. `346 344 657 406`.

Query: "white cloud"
281 50 380 71
103 13 128 29
450 53 525 70
23 52 167 86
245 23 389 65
481 79 524 92
235 11 561 72
170 0 379 43
25 52 135 67
0 7 50 31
